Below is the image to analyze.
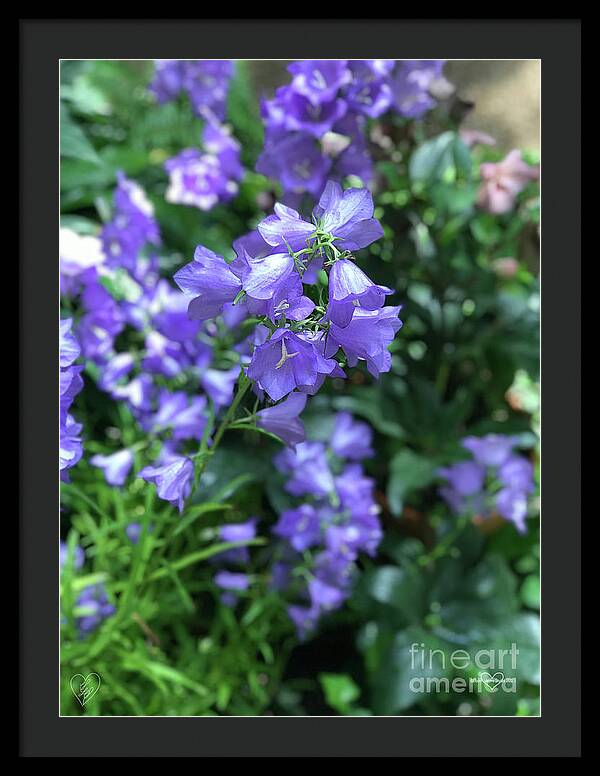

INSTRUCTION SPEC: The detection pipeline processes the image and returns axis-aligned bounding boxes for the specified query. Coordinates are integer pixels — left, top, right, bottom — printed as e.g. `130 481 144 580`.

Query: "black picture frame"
20 18 581 757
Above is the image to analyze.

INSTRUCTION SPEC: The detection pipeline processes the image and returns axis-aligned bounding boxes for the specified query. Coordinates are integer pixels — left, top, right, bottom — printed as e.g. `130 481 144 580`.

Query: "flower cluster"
148 59 234 121
175 180 402 411
257 59 447 205
438 434 536 533
60 172 253 512
164 119 243 211
60 318 84 479
210 517 259 606
60 542 115 638
477 149 539 215
270 412 381 637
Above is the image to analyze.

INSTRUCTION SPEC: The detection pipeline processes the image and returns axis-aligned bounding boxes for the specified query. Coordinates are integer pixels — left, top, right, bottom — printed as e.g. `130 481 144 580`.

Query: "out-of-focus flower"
274 504 322 551
60 228 105 295
330 412 374 460
60 541 84 571
90 449 134 486
439 434 535 533
271 413 381 638
164 121 243 211
477 150 539 215
149 60 234 121
459 128 496 148
75 583 115 637
491 257 520 279
463 434 516 467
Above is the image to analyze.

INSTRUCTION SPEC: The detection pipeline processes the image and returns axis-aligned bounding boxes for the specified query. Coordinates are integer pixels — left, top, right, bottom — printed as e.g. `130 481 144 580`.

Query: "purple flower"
258 181 383 254
257 202 316 253
125 522 153 544
273 504 322 552
182 60 234 120
165 149 232 211
498 455 535 493
288 604 320 639
60 319 84 478
75 583 115 637
324 306 403 377
313 181 384 250
241 251 296 300
199 366 239 410
148 60 185 103
462 434 516 467
152 391 208 441
246 272 315 324
496 488 529 533
164 122 242 211
90 449 134 486
138 455 194 513
220 518 257 543
98 353 135 391
275 441 335 497
60 318 81 367
101 172 160 271
247 328 340 402
390 60 446 118
330 411 374 460
174 245 242 321
345 62 393 118
308 576 347 611
327 258 393 327
60 228 105 296
60 541 84 571
256 391 307 447
437 461 486 496
288 60 350 104
264 85 347 138
60 415 83 479
335 464 377 519
150 60 234 121
214 571 250 591
257 131 332 200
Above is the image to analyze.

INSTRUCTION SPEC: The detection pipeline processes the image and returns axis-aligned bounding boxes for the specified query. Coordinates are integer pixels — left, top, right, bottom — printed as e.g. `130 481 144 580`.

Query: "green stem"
192 370 252 489
418 513 472 566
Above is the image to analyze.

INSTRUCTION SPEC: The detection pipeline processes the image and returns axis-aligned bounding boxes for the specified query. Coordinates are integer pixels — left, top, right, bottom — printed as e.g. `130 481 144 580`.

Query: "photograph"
58 57 543 719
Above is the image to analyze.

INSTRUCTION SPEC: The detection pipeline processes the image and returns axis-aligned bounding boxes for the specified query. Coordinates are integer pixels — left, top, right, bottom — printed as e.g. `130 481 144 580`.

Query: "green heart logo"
479 671 504 692
70 673 101 706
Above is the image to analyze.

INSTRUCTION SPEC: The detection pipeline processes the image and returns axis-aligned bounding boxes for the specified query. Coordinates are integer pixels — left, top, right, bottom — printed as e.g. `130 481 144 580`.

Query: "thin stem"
417 513 472 566
192 370 252 490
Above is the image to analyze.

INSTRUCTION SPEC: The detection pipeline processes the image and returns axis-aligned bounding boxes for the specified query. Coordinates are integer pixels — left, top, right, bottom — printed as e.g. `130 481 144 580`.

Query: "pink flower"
477 150 539 215
459 128 496 148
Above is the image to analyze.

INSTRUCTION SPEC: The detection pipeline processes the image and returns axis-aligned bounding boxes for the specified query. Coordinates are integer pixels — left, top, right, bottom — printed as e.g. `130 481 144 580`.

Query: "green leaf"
409 131 471 184
319 673 360 714
387 449 437 515
146 539 266 581
99 268 143 302
60 103 101 165
520 574 540 610
371 626 452 714
362 565 427 623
